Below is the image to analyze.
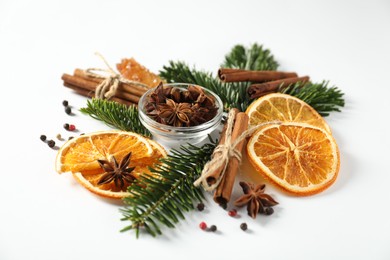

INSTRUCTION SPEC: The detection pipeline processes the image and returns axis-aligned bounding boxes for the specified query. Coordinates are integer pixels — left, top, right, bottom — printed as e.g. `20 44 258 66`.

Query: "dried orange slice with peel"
56 131 166 199
247 122 339 196
246 93 331 133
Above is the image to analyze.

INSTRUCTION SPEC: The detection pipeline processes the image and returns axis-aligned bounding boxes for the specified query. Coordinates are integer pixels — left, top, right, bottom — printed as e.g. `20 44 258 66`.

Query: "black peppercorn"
62 100 69 107
265 207 274 215
196 203 205 211
63 123 69 130
65 106 72 115
240 223 248 231
219 202 227 210
40 135 47 142
48 140 55 148
258 207 265 214
209 225 217 232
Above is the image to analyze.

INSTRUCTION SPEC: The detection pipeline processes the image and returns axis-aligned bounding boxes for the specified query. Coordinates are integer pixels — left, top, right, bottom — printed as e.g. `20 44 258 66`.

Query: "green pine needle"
80 98 151 137
120 140 216 237
222 43 279 70
281 81 345 116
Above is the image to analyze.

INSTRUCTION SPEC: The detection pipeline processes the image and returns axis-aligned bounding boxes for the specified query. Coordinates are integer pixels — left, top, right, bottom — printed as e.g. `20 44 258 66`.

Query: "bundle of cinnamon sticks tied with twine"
194 108 249 206
61 69 150 106
218 68 309 99
61 53 159 106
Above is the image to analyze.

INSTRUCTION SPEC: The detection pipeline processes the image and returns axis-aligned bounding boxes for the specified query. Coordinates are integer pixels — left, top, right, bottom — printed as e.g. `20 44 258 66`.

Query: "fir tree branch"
221 43 279 71
120 140 216 237
280 81 345 116
80 99 151 137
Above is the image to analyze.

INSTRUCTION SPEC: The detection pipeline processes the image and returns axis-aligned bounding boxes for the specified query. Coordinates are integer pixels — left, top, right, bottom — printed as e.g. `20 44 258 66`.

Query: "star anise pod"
234 181 278 219
158 99 193 127
168 87 181 103
193 89 215 108
97 152 136 190
187 85 204 101
146 107 165 124
149 82 166 104
145 83 163 117
189 103 209 125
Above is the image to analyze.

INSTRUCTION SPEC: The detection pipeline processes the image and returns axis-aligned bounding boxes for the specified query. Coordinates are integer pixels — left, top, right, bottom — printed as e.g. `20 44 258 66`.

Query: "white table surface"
1 0 389 259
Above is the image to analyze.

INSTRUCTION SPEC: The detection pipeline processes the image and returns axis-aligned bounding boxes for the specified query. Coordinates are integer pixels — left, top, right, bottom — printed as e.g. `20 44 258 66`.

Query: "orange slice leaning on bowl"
246 93 331 133
55 131 166 199
246 122 339 196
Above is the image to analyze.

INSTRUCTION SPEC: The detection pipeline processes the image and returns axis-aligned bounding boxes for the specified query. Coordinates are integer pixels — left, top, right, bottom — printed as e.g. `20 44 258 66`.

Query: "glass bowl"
138 83 223 147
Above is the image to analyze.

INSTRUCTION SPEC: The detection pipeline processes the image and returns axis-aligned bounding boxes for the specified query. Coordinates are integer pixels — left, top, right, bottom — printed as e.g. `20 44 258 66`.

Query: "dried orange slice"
246 122 339 196
246 93 331 133
55 131 166 199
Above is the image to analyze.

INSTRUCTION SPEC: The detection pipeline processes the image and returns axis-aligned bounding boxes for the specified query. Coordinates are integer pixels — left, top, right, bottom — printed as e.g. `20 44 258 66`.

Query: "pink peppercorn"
68 124 76 131
228 209 237 217
199 222 207 230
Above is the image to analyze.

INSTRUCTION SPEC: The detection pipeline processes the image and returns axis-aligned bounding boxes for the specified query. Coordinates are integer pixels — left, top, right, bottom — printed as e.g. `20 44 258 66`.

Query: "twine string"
193 109 238 191
84 52 150 100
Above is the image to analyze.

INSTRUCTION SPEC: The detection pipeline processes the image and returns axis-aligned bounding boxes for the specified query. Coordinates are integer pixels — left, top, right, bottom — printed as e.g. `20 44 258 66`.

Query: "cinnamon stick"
217 68 246 79
73 68 148 97
63 82 136 107
204 108 239 187
248 76 310 99
61 73 140 103
73 69 101 84
218 68 297 83
214 112 249 205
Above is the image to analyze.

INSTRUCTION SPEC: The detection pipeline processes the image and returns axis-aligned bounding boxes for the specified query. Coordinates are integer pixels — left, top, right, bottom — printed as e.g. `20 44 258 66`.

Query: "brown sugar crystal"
117 58 163 88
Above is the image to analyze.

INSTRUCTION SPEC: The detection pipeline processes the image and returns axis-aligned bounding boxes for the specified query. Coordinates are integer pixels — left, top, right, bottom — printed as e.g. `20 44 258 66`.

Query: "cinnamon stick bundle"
218 68 297 83
61 69 151 106
214 111 249 206
204 108 239 187
248 76 310 99
73 69 148 97
62 73 141 103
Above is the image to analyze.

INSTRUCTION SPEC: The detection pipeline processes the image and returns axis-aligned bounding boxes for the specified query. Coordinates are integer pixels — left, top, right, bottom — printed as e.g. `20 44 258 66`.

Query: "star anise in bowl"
138 82 223 145
143 82 218 127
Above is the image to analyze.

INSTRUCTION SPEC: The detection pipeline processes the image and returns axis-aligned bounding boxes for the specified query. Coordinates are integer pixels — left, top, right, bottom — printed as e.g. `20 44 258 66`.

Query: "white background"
1 0 389 259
